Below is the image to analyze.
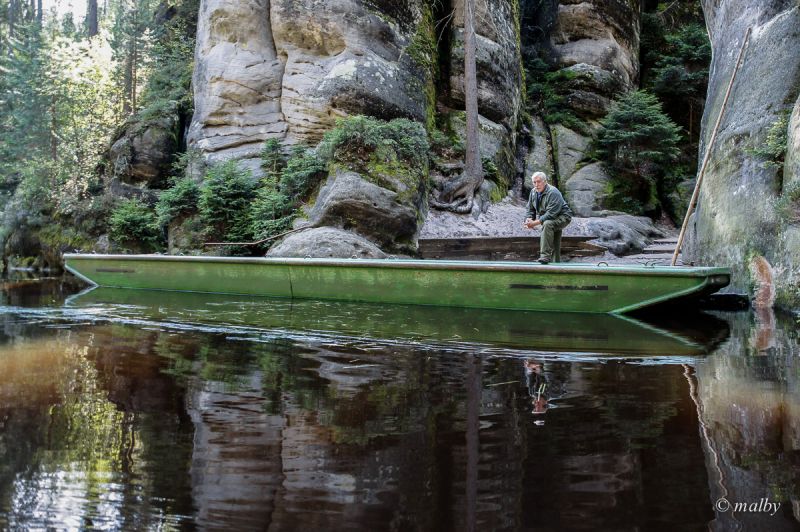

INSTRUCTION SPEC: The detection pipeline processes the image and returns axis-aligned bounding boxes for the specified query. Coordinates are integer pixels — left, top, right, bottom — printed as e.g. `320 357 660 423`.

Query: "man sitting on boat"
523 171 573 264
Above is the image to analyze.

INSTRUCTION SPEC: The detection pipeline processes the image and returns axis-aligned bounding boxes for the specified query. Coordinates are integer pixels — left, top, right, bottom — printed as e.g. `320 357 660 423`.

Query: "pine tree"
596 91 682 180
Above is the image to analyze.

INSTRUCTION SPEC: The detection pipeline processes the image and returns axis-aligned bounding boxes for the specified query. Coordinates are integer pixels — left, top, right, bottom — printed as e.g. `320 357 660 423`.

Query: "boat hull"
64 254 730 314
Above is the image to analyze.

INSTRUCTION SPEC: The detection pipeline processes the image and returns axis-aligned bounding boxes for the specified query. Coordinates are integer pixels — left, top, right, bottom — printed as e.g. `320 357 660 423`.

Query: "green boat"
67 288 729 356
64 254 730 314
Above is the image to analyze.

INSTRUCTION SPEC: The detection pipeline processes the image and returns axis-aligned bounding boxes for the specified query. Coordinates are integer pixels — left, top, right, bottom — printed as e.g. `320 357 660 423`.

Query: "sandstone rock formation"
446 0 523 179
523 0 639 213
687 0 800 306
267 227 387 258
187 0 434 175
108 113 179 188
307 169 422 253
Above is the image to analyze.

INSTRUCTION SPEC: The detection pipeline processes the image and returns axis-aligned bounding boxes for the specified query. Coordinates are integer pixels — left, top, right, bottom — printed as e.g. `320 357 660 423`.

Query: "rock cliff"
187 0 434 175
522 0 639 216
687 0 800 307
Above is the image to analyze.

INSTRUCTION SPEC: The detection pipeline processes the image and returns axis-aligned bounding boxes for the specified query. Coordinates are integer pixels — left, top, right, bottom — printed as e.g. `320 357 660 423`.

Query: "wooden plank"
418 235 605 261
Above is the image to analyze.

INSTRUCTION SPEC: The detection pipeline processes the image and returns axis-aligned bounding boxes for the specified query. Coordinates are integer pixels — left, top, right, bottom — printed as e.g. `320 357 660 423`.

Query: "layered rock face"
687 0 800 306
187 0 432 174
523 0 639 216
446 0 523 178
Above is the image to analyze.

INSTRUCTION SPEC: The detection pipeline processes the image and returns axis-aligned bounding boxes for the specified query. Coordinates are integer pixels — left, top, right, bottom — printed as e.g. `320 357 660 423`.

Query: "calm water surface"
0 277 798 530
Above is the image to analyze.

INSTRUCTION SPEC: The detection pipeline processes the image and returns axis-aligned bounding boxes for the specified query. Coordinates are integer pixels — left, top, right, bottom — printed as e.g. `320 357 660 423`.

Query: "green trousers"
539 213 572 262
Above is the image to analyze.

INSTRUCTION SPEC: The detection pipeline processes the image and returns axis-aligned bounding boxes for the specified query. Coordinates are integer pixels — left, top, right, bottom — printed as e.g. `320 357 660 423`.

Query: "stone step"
653 238 678 244
642 243 678 253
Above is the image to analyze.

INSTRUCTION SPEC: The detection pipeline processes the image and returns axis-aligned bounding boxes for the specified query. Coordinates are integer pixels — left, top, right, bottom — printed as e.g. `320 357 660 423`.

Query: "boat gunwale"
63 253 730 279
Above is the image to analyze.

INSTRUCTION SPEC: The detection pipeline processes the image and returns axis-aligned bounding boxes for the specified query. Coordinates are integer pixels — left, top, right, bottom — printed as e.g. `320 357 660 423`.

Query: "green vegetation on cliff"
595 91 682 215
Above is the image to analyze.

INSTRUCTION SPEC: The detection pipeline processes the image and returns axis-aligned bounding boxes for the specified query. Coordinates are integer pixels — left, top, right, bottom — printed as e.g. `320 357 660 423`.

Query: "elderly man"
523 172 573 264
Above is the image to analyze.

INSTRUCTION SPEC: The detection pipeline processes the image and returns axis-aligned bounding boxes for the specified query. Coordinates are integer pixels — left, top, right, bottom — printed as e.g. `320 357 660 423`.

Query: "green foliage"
482 157 498 181
429 124 465 159
281 146 326 200
642 19 710 143
748 113 790 171
317 115 429 170
198 161 256 237
773 180 800 223
523 57 584 131
260 139 285 185
139 18 195 115
184 144 326 250
249 144 325 244
595 91 684 215
109 198 163 251
596 91 682 177
156 178 200 226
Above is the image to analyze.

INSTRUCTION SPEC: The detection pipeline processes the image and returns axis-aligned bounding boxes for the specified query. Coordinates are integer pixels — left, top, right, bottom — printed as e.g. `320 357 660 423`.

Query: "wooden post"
672 27 752 266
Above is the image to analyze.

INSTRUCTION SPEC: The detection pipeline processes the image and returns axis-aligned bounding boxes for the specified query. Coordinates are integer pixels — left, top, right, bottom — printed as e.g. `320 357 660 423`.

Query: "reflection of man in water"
524 360 549 419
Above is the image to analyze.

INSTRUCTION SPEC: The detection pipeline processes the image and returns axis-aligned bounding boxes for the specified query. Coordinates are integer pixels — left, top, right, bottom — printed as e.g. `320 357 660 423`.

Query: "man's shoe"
535 258 550 265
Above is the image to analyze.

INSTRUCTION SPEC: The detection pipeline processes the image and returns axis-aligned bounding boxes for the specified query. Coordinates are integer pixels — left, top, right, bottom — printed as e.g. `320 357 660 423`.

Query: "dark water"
0 278 798 531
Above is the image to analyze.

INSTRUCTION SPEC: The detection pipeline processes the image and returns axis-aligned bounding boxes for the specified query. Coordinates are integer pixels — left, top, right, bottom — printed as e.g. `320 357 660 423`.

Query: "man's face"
532 175 546 193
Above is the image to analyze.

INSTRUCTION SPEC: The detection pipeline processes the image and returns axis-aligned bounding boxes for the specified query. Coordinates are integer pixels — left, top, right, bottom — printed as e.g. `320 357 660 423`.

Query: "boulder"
574 215 665 256
108 114 178 188
561 63 624 119
564 162 612 217
551 125 590 182
550 0 640 91
308 169 420 252
523 116 555 195
267 227 387 258
450 112 516 182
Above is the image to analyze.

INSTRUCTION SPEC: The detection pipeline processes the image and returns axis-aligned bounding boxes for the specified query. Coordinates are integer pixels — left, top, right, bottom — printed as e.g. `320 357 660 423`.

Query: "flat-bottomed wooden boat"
64 254 730 314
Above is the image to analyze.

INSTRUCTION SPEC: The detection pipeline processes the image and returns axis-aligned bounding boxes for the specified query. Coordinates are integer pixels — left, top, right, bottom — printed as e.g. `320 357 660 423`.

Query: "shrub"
594 91 683 216
109 198 163 251
279 146 325 200
748 113 790 171
317 115 429 169
156 177 200 226
260 138 285 185
595 91 682 178
199 161 255 226
198 161 256 238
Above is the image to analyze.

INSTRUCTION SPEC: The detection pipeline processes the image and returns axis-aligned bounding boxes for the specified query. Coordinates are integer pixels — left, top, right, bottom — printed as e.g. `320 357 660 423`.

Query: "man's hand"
523 218 541 229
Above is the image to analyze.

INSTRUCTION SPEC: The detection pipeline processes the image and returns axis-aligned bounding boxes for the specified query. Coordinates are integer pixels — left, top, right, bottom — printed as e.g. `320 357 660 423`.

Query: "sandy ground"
419 195 680 264
419 196 591 239
418 195 655 239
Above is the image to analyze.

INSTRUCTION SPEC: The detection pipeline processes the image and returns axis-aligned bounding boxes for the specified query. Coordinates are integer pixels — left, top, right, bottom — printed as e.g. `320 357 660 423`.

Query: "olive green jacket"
526 184 573 222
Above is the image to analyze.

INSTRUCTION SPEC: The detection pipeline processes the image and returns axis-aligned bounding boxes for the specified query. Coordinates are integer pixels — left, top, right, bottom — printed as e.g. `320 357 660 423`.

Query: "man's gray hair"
531 171 548 183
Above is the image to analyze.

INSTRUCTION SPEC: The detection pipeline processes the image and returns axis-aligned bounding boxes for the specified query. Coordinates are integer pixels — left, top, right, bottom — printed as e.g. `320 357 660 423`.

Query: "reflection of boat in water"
66 287 729 357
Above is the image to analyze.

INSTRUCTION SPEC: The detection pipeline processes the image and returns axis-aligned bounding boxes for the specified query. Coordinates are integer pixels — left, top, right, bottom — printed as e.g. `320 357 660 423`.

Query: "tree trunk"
36 0 41 25
123 46 133 115
464 0 482 185
131 30 137 112
50 95 58 160
86 0 99 37
432 0 484 213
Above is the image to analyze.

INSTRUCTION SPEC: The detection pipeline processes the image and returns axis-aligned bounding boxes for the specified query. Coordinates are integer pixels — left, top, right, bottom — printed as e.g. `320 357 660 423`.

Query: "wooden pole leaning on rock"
672 27 752 266
203 226 312 247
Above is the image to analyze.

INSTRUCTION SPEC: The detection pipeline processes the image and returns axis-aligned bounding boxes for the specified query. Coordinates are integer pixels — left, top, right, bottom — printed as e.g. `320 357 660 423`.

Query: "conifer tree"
596 90 682 181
